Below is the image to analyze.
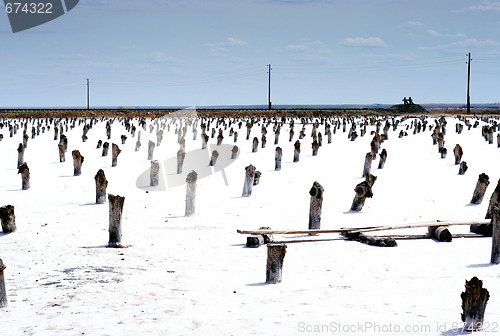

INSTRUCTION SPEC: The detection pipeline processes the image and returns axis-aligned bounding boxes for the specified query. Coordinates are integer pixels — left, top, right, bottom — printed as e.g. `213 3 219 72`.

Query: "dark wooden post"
253 171 262 185
231 146 239 159
95 169 108 204
201 132 208 149
428 226 452 242
147 140 155 160
437 133 445 152
491 206 500 263
309 181 324 233
293 140 301 162
252 137 259 153
274 129 280 145
439 147 447 159
111 143 121 167
311 140 319 156
289 129 294 142
497 133 500 148
242 164 256 197
108 194 125 248
18 162 30 190
454 144 463 165
378 149 387 169
176 150 185 174
461 277 489 331
350 181 373 212
486 179 500 219
261 135 267 148
362 152 374 178
471 173 490 204
121 135 127 145
233 131 238 143
17 143 24 169
459 161 468 175
150 160 159 186
275 147 282 171
266 244 287 284
209 150 219 166
97 140 102 149
23 132 28 148
0 258 6 308
72 150 84 176
0 205 16 233
217 133 224 146
185 171 198 216
102 142 109 156
106 122 111 140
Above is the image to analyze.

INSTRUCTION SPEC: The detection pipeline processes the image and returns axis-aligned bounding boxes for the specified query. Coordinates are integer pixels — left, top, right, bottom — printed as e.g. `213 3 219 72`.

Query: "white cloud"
399 21 429 30
454 1 500 13
287 39 330 53
423 38 500 50
150 52 174 63
205 37 247 48
340 37 387 48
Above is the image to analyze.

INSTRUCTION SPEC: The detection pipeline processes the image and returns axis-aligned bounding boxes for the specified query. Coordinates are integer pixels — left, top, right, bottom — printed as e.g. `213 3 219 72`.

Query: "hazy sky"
1 0 500 107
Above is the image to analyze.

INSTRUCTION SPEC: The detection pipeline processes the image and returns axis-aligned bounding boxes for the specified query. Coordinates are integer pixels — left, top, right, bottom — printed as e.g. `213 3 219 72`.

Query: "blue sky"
1 0 500 107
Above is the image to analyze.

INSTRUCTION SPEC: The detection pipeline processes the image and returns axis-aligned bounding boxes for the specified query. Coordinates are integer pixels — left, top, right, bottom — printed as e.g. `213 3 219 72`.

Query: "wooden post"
471 173 490 204
111 143 121 167
266 244 287 284
185 171 198 216
72 150 84 176
289 129 294 142
233 131 238 143
217 133 224 146
293 140 301 162
459 161 468 175
365 173 377 188
150 160 159 186
209 150 219 166
147 140 155 160
486 179 500 219
491 206 500 263
362 152 374 178
121 135 127 145
94 169 108 204
275 147 282 171
135 140 141 152
439 147 447 159
378 149 387 169
102 142 109 156
0 205 16 233
17 143 24 169
96 140 102 149
156 130 163 146
350 181 373 212
18 162 30 190
175 149 185 174
231 146 239 159
311 140 319 156
309 182 324 234
454 144 463 165
253 171 262 185
0 258 6 308
108 194 125 248
252 137 259 153
461 277 489 331
497 133 500 148
274 129 280 145
428 226 452 242
242 164 256 197
261 135 267 148
437 133 445 152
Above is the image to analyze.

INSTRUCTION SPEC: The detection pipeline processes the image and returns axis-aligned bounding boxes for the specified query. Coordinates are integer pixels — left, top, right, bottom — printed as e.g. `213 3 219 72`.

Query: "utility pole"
466 53 471 115
86 78 90 110
267 64 272 110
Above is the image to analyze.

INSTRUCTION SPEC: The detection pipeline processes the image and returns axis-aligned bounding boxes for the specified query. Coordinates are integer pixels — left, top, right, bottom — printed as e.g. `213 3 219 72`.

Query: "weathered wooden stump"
461 277 489 331
454 144 463 165
378 149 387 169
365 173 377 188
350 181 373 212
491 206 500 263
18 163 30 190
150 160 160 186
17 143 24 169
458 161 468 175
439 147 447 159
261 135 267 148
156 130 163 146
82 135 88 142
275 147 282 171
72 150 84 176
111 144 121 167
266 244 287 284
185 170 197 216
233 131 238 143
242 164 256 197
0 205 16 234
293 140 301 162
309 182 324 234
147 140 155 160
175 149 185 174
253 171 262 185
231 145 239 159
471 173 490 204
497 133 500 148
102 142 109 156
428 225 452 242
135 140 141 152
362 152 374 178
0 258 6 308
437 133 445 152
121 135 127 145
246 235 264 248
108 194 125 248
252 137 259 153
311 140 319 156
217 133 224 146
88 167 107 205
289 129 294 142
96 140 102 149
209 150 219 166
23 132 28 148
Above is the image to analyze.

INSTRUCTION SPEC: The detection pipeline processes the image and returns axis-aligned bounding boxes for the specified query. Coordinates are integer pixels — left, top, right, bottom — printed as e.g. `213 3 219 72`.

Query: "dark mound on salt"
389 104 428 114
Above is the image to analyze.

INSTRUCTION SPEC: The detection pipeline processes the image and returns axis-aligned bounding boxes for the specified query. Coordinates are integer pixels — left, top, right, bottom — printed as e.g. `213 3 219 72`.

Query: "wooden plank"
236 220 490 235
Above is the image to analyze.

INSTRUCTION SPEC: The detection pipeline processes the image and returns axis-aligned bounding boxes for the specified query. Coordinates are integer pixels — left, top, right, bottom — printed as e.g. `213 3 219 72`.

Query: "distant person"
408 97 414 105
402 97 408 105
